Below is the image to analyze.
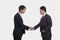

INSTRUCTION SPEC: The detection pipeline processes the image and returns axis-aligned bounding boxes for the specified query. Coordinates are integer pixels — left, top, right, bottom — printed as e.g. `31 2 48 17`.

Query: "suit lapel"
17 13 23 22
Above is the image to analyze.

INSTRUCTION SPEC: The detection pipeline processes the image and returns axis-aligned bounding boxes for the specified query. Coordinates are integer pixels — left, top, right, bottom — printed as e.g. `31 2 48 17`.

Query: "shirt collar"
42 13 46 16
18 12 22 16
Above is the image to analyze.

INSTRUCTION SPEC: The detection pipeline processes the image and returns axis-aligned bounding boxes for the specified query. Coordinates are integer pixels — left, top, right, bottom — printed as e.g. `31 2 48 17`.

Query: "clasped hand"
29 27 46 33
29 27 34 31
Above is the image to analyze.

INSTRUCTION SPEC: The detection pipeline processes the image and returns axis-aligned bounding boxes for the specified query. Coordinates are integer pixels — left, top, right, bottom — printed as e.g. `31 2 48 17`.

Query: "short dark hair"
40 6 46 12
19 5 26 11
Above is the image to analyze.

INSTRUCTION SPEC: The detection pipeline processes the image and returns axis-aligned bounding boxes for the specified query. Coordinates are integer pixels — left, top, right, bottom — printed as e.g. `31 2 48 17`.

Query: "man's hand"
42 30 45 33
29 27 34 31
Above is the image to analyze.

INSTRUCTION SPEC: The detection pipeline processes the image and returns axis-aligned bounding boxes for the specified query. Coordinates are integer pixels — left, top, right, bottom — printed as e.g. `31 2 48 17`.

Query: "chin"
41 14 43 15
23 13 24 14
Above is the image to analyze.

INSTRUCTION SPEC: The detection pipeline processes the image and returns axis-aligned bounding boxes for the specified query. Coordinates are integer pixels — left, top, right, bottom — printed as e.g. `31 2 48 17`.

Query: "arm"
14 16 29 30
34 22 40 30
44 16 52 31
23 24 29 30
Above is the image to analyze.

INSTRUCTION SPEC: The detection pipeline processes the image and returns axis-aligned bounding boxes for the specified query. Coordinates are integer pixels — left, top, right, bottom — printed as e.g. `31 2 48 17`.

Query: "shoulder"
45 14 51 19
14 13 19 18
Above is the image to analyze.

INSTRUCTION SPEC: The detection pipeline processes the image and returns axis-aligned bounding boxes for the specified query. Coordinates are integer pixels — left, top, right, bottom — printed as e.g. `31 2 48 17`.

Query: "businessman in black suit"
13 5 32 40
31 6 52 40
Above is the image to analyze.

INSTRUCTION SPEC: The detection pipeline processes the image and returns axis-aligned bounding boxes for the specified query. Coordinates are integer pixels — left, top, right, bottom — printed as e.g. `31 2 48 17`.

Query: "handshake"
29 27 46 33
29 27 34 31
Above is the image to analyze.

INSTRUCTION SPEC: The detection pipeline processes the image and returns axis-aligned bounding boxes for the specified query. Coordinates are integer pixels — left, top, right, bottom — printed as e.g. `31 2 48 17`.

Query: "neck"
19 12 22 14
42 13 46 16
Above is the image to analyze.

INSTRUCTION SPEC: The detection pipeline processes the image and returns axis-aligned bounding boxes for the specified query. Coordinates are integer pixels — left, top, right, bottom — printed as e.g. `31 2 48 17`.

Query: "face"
20 8 26 14
40 9 45 15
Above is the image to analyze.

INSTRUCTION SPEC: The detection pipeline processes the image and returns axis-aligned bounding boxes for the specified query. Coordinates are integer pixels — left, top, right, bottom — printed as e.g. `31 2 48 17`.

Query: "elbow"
50 23 52 28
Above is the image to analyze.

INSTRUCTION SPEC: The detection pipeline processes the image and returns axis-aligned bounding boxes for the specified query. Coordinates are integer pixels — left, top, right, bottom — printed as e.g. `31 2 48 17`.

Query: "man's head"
19 5 26 14
40 6 46 15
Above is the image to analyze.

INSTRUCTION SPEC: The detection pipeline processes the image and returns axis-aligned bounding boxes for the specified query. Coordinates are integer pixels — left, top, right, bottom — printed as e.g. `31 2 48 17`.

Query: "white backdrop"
0 0 60 40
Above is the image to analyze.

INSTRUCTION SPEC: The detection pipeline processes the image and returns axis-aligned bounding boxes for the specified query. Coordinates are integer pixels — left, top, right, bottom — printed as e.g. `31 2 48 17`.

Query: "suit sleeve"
34 22 40 30
44 16 52 31
23 24 29 30
14 16 29 30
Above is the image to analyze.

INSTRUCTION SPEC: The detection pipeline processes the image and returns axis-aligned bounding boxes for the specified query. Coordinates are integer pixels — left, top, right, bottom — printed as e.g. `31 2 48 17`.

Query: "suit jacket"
13 13 29 35
34 14 52 34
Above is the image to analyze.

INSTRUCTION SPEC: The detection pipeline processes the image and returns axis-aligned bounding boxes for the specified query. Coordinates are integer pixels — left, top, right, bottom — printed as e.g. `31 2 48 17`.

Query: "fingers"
42 30 45 33
29 27 34 31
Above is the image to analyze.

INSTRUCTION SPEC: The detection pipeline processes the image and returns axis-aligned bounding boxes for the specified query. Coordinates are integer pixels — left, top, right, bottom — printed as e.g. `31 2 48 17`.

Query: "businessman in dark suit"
13 5 32 40
31 6 52 40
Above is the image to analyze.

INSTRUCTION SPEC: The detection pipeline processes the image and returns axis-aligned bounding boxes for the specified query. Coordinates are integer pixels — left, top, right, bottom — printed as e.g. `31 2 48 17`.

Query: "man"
13 5 31 40
33 6 52 40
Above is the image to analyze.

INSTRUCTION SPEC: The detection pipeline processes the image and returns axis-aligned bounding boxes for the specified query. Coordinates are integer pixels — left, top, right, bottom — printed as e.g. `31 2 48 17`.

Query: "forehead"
40 9 44 11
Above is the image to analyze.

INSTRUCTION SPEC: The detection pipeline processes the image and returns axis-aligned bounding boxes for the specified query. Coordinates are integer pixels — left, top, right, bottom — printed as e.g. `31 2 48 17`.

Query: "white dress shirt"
42 13 46 16
18 12 24 19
